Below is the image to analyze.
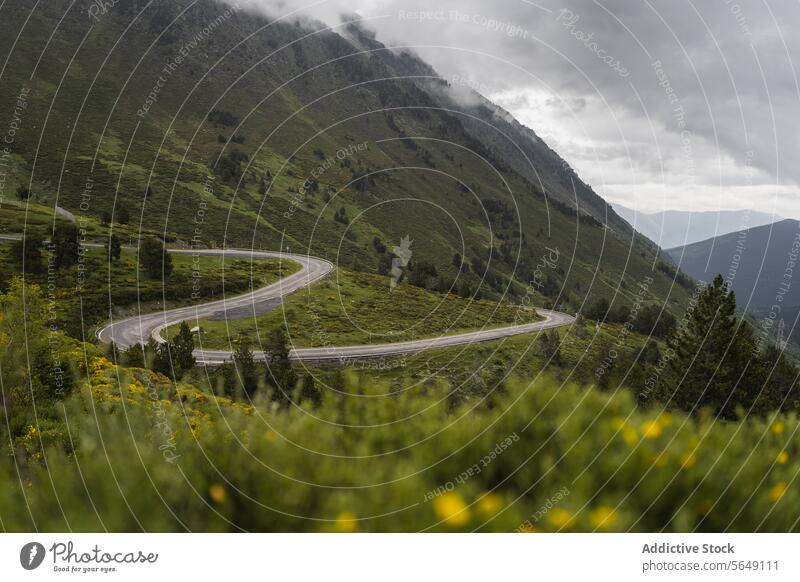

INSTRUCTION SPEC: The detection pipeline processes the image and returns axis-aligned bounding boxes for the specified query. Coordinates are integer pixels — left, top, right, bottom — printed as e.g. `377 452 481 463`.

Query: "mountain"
614 204 781 249
666 218 800 310
0 0 692 312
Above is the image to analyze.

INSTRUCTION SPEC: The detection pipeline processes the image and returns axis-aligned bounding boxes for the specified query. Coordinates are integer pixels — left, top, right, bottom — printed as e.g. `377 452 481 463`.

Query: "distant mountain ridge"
666 219 800 310
614 204 781 249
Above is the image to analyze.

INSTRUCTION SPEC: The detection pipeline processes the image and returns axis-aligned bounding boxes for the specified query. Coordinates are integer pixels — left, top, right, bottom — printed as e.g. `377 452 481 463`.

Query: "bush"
1 368 799 532
138 237 173 279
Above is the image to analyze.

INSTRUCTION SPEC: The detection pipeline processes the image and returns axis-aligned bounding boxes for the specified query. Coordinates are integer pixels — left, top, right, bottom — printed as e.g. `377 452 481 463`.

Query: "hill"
0 0 691 316
615 204 780 249
667 219 800 349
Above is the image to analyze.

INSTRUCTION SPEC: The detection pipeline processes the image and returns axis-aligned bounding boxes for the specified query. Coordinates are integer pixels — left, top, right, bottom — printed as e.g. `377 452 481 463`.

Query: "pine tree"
117 205 130 225
52 223 81 270
667 274 761 418
264 325 296 405
232 337 259 398
298 375 322 407
171 322 196 378
760 344 799 412
10 235 45 274
106 234 122 263
139 237 173 279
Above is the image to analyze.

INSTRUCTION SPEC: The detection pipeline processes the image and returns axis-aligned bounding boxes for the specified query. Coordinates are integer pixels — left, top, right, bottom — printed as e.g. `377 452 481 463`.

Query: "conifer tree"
232 337 259 398
171 322 196 378
667 275 761 417
265 325 296 405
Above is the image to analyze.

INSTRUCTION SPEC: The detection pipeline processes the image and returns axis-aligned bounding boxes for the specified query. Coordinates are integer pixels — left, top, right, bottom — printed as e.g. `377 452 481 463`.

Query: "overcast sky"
232 0 800 218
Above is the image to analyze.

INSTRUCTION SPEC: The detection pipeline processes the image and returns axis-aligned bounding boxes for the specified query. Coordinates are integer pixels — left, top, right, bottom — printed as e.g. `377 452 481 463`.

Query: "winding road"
94 248 575 364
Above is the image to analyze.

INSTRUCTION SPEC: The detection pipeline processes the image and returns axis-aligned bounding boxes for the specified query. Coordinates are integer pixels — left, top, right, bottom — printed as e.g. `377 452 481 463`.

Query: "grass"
171 267 542 349
0 243 300 337
3 280 799 532
4 349 799 532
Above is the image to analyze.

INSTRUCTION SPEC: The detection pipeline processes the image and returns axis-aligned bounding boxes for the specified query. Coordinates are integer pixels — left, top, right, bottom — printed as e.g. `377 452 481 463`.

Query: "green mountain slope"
666 219 800 310
0 0 691 313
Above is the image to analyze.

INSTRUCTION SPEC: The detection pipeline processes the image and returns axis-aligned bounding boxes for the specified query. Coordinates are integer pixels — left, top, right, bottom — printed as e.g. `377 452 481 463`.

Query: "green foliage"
584 297 610 322
105 234 122 263
52 222 81 270
665 275 791 418
535 329 562 365
139 237 173 279
170 322 196 378
9 235 45 274
633 304 676 338
208 109 240 127
264 325 297 405
1 369 799 532
228 337 260 398
0 278 77 449
117 205 130 225
176 267 540 349
147 323 195 380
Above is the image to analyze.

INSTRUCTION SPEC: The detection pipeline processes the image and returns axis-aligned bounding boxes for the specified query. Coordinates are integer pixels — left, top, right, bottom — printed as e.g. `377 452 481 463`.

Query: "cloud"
222 0 800 217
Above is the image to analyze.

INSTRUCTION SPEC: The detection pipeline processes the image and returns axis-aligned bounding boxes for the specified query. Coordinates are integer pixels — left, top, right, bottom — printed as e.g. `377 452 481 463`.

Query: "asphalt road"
96 248 334 350
194 309 575 365
88 247 575 364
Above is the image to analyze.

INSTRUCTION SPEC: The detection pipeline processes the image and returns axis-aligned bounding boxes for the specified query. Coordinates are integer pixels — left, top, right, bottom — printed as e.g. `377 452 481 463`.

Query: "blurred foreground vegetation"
1 278 799 532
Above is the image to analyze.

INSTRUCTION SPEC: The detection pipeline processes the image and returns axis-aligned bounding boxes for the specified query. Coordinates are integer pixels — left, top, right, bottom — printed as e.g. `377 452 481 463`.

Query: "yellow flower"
680 453 696 469
777 451 789 465
622 426 638 446
641 420 663 440
768 482 788 502
208 483 227 505
334 511 358 532
548 508 574 529
476 492 503 517
433 492 471 527
771 422 785 435
589 506 617 530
